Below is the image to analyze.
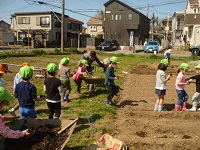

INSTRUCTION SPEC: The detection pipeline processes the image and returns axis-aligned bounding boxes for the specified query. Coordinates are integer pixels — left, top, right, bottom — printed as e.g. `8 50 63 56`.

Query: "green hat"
81 59 89 66
19 66 34 79
160 59 169 66
47 63 58 73
180 63 191 71
60 58 69 65
110 56 119 63
0 87 14 101
195 64 200 69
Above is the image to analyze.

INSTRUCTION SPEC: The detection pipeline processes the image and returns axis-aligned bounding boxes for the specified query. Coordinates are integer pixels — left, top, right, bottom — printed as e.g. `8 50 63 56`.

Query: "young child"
104 56 120 106
186 64 200 112
164 49 172 66
14 66 44 119
44 63 63 119
72 59 94 95
0 87 29 139
58 58 71 102
0 64 6 115
154 59 171 111
9 62 30 116
175 63 191 111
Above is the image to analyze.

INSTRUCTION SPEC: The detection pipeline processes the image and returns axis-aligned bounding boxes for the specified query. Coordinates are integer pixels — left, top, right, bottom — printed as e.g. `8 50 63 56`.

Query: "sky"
0 0 187 27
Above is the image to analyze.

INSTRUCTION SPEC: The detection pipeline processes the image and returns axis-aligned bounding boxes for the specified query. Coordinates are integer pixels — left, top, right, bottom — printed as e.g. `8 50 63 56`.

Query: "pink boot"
181 102 188 111
175 104 181 111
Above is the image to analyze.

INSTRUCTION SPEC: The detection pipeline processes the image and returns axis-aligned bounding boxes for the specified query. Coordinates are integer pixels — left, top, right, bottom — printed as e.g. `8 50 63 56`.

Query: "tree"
95 10 105 20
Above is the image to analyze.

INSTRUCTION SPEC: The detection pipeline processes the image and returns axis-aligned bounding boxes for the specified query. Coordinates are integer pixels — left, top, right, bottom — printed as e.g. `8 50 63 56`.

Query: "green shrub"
181 45 190 51
31 50 46 55
54 47 61 53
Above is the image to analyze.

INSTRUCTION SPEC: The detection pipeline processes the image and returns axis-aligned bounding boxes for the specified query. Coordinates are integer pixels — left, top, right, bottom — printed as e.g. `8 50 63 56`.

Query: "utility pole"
61 0 65 51
166 11 170 41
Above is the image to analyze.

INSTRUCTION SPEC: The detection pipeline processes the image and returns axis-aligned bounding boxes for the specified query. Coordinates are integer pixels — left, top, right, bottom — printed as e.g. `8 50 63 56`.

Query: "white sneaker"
8 109 16 117
197 108 200 111
189 107 197 112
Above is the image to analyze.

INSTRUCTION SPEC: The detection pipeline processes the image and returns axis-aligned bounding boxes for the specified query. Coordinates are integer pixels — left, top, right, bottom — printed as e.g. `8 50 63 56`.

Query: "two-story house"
184 0 200 45
171 11 185 47
104 0 150 46
0 20 12 45
11 11 83 48
87 17 104 38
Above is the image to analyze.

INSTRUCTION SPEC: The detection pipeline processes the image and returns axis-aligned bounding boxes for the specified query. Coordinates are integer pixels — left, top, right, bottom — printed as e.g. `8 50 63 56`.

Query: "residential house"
161 17 173 43
87 17 104 38
11 11 83 48
184 0 200 45
0 20 12 44
104 0 150 47
171 11 185 47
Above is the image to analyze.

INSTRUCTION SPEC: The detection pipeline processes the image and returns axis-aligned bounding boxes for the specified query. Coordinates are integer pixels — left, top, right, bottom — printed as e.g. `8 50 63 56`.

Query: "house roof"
12 11 83 24
189 0 199 5
0 20 10 26
104 0 149 20
87 17 102 25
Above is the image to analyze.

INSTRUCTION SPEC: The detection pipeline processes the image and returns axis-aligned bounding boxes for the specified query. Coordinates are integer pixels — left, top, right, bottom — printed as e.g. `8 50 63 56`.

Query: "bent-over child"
104 56 120 106
14 66 45 119
175 63 191 111
154 59 171 111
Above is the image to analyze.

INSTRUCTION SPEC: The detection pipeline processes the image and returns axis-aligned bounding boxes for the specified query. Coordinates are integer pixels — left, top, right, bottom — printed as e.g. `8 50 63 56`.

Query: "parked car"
96 40 119 51
144 40 160 53
189 45 200 56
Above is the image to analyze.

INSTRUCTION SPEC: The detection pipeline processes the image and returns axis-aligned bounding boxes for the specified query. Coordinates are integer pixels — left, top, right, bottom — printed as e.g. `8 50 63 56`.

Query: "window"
119 14 122 20
111 14 114 20
40 16 50 26
115 14 118 20
36 16 50 26
18 32 26 40
90 25 96 31
128 14 133 20
18 17 30 24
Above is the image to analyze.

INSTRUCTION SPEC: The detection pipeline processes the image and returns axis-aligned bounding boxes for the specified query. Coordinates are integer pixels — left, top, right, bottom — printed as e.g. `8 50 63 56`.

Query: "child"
164 49 172 66
14 66 44 119
175 63 191 111
9 62 30 116
154 59 171 111
0 64 6 115
58 58 71 102
0 87 29 138
72 59 94 95
104 56 120 106
44 63 63 119
186 64 200 112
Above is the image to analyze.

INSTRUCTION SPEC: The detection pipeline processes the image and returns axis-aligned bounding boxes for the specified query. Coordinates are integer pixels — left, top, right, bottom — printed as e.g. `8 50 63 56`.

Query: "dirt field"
108 62 200 150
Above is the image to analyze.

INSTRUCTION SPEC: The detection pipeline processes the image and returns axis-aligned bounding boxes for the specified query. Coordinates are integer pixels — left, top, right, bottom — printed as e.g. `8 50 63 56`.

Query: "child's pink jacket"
72 66 86 82
175 72 186 90
0 114 24 139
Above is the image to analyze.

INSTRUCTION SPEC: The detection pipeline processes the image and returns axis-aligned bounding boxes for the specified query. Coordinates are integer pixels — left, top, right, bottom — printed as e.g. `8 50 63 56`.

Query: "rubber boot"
105 99 111 106
157 105 163 111
181 102 188 111
154 104 158 111
189 101 197 112
175 104 181 111
63 94 70 102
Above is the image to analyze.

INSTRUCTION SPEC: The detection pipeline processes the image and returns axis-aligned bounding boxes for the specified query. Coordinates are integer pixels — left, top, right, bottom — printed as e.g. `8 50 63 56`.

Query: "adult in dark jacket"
80 51 107 95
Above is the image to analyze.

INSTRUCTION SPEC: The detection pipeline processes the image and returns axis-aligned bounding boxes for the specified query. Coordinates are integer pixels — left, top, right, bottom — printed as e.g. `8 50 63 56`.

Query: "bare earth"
109 62 200 150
